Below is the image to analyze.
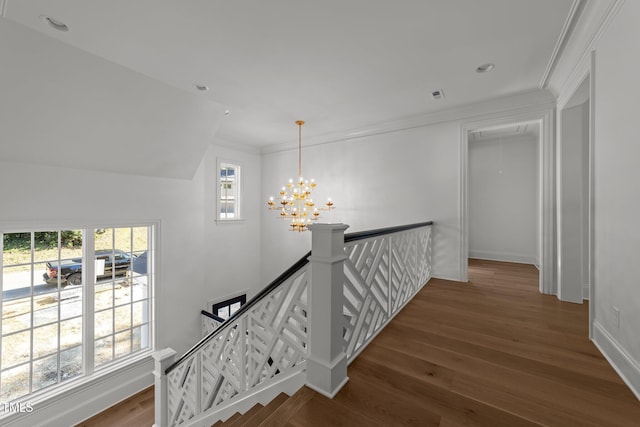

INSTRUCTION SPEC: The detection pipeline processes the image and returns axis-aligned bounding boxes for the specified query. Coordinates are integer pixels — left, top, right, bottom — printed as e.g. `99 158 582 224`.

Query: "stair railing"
342 222 432 362
153 221 432 427
200 310 225 338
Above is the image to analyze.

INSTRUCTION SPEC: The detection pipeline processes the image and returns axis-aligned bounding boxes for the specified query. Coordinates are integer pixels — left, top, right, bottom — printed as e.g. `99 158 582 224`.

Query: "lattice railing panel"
390 230 418 313
162 223 431 426
166 266 309 426
343 237 390 357
247 269 309 388
201 314 222 338
201 324 244 409
343 225 432 362
167 356 199 426
417 226 432 286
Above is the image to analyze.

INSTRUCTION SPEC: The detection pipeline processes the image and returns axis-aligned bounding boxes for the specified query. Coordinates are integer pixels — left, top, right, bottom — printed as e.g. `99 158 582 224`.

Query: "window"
0 226 153 403
218 161 241 220
211 294 246 320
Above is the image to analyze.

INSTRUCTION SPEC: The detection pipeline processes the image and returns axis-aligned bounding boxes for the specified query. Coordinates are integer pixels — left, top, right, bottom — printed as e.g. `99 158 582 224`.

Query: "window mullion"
29 232 35 394
0 233 4 385
84 229 96 376
57 232 62 384
111 230 116 362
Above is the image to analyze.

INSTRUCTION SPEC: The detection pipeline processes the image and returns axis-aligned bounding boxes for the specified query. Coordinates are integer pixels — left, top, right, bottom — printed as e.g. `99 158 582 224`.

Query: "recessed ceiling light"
39 15 69 32
194 84 209 91
476 63 495 73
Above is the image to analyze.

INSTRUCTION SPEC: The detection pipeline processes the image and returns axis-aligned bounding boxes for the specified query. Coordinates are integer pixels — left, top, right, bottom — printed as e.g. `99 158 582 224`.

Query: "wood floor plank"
350 354 539 427
257 386 315 427
286 394 385 427
379 315 623 388
369 328 633 404
75 386 154 427
452 370 640 427
335 367 442 426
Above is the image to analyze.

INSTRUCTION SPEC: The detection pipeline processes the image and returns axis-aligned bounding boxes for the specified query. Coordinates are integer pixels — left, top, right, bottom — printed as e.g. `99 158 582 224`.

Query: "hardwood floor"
79 259 640 426
75 385 154 426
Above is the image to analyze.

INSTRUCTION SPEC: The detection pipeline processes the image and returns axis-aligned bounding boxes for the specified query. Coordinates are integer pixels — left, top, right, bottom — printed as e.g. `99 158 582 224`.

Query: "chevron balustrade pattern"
201 314 222 338
166 266 309 426
163 223 432 426
343 225 432 362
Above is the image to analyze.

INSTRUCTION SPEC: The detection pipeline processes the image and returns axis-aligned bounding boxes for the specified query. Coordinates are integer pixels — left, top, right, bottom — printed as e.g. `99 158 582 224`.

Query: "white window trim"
0 220 157 417
216 158 244 223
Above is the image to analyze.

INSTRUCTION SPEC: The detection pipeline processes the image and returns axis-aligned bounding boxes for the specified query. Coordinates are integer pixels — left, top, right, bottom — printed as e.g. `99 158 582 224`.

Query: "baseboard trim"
306 376 349 399
469 250 538 265
592 321 640 401
2 357 153 426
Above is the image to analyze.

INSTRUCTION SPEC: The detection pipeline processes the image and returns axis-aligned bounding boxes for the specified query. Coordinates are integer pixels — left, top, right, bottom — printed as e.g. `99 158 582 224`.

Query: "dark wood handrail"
344 221 433 243
166 251 311 374
166 221 433 374
200 310 226 324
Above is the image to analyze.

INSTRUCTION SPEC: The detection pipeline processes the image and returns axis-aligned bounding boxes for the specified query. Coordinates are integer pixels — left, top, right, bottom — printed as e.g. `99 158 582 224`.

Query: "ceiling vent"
431 89 445 100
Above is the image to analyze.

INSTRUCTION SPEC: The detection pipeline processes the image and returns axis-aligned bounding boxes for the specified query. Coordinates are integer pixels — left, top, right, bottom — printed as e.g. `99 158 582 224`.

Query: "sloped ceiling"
0 0 578 178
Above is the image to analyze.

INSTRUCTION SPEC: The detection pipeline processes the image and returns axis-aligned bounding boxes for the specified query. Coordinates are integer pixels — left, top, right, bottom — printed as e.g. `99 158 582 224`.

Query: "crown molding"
539 0 585 89
260 89 555 155
546 0 625 101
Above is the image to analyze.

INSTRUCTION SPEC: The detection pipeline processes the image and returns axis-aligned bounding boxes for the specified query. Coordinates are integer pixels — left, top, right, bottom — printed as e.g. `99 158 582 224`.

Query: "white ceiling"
2 0 577 149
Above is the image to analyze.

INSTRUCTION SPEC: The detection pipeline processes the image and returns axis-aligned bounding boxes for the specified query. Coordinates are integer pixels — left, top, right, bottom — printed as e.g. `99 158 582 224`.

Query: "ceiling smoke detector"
431 89 445 100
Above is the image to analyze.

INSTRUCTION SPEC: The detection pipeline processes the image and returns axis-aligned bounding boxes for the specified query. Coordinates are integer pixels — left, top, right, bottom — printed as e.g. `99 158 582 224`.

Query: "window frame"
0 221 156 410
216 159 243 222
211 294 247 321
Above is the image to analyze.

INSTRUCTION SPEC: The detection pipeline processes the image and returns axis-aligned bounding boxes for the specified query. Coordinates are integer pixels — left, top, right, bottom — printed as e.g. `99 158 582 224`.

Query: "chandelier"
266 120 334 232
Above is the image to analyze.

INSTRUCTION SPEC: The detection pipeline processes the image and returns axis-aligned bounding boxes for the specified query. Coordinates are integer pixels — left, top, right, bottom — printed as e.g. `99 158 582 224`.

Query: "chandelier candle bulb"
266 120 335 232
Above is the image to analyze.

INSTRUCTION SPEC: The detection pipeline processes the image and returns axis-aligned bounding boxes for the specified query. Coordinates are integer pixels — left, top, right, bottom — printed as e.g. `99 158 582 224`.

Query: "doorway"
460 110 555 294
467 123 540 267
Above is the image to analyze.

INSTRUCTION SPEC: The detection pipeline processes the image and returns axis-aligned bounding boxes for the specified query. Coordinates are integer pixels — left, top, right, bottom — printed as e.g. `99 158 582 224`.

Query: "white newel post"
306 223 350 398
153 347 177 427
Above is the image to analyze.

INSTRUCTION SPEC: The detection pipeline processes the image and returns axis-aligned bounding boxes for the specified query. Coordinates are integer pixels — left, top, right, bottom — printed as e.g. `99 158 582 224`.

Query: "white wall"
468 134 539 265
260 90 555 286
202 144 263 305
0 161 197 424
558 101 589 303
261 122 462 284
591 0 640 399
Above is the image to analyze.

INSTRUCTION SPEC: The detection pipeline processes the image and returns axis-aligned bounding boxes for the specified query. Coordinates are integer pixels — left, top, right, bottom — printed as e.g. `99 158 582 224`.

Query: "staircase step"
220 412 242 425
257 387 316 427
237 393 289 426
225 402 264 427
